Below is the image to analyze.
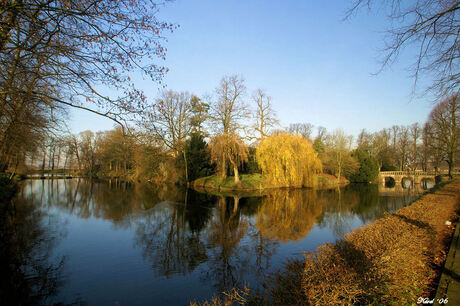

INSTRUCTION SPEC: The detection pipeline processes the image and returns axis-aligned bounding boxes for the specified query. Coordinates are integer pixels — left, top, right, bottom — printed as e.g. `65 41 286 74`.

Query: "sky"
70 0 436 137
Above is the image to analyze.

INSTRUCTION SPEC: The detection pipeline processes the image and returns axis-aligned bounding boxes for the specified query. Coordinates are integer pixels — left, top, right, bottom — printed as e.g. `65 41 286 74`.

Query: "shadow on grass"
393 213 435 232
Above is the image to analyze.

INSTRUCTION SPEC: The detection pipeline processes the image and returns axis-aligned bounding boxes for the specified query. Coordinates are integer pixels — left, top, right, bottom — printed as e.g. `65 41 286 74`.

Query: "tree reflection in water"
204 196 250 292
255 189 323 242
316 184 420 239
0 193 67 304
133 194 211 277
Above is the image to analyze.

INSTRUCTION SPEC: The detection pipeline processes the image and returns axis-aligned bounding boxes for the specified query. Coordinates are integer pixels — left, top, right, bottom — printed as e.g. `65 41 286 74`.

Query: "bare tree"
409 123 421 171
288 123 314 140
252 89 279 141
78 131 100 176
356 129 374 153
0 0 174 123
210 75 249 179
347 0 460 97
397 126 410 171
0 1 175 174
427 95 460 177
211 75 249 135
324 129 358 181
391 125 399 151
148 91 192 153
421 122 443 172
317 126 327 140
145 90 193 182
371 128 393 169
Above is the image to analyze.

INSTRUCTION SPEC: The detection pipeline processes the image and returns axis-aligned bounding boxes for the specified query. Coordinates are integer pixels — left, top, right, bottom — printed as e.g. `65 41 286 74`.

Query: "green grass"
193 173 348 191
193 174 268 190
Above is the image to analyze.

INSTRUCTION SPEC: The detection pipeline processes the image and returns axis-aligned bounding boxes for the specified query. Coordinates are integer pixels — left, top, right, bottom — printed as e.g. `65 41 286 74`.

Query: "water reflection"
402 177 413 189
3 179 423 304
205 196 251 291
0 193 68 304
421 178 435 190
135 200 209 277
256 189 322 241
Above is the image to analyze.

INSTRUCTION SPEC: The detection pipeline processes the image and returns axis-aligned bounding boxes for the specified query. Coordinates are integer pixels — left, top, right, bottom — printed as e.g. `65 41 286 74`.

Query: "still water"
1 178 431 305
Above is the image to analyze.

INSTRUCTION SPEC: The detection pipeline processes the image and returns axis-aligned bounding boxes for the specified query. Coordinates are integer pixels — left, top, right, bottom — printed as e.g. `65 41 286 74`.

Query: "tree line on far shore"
5 75 458 185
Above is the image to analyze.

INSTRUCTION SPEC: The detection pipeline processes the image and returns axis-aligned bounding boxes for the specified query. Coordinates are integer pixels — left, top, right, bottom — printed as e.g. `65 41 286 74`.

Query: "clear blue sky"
70 0 436 137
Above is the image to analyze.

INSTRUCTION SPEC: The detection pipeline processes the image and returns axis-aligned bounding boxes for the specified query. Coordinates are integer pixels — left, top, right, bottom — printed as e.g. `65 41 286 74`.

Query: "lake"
0 178 430 305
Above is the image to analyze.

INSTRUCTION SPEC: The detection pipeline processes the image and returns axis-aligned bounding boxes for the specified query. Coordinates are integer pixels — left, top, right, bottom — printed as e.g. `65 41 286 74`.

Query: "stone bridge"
378 171 444 187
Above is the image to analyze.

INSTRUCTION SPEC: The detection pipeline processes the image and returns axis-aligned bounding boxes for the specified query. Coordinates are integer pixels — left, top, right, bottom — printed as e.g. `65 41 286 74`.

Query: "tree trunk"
183 150 189 183
337 151 342 183
74 148 81 173
221 153 227 179
9 153 19 180
64 155 68 175
41 150 46 174
232 161 239 184
56 146 61 169
51 146 55 171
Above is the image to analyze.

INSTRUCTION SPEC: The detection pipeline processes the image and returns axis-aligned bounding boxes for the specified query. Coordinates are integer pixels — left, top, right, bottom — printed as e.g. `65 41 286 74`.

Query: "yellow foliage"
256 133 322 187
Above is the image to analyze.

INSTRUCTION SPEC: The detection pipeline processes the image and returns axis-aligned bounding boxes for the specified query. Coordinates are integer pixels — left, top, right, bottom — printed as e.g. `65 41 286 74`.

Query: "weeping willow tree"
209 133 248 183
256 133 322 187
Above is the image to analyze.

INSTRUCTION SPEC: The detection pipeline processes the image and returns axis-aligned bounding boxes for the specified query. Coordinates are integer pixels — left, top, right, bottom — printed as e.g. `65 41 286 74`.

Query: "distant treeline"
3 75 458 184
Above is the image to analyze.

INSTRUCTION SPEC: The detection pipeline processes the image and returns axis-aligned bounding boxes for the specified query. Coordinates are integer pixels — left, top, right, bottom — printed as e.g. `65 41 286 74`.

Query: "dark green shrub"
185 133 213 182
348 150 379 183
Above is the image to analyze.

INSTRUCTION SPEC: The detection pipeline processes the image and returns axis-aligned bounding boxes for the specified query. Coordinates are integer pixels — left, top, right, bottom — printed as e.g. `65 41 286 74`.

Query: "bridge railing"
379 170 448 176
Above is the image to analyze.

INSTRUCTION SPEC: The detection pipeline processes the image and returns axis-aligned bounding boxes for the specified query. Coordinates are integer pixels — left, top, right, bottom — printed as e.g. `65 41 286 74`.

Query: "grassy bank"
192 173 348 192
300 180 459 304
192 179 460 305
192 174 270 191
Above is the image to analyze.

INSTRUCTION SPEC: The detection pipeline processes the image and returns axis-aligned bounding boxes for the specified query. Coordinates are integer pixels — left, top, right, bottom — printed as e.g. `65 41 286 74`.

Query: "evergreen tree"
348 150 379 183
185 133 213 182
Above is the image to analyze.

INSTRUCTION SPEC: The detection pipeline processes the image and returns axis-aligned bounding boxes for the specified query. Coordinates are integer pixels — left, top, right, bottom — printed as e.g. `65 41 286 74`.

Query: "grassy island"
192 174 268 191
192 173 349 193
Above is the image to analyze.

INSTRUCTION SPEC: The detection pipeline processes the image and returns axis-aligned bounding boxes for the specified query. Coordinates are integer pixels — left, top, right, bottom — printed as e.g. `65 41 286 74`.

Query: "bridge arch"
401 177 413 189
420 177 435 190
384 177 395 188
